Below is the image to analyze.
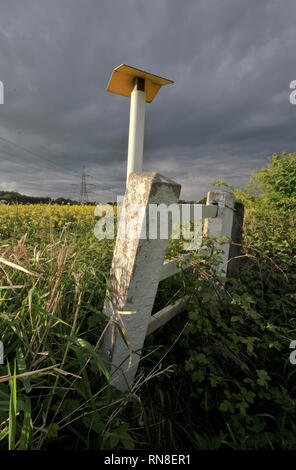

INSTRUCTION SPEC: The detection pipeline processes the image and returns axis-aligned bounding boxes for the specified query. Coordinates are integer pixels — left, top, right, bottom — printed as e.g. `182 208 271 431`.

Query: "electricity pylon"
79 167 90 204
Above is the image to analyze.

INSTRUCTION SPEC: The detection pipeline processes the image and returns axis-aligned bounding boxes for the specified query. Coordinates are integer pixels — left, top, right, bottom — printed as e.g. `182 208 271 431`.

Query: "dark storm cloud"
0 0 295 201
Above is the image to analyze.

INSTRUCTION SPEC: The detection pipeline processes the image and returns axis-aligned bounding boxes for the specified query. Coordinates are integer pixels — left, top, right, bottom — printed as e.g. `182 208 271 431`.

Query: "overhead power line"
0 134 103 200
0 134 77 174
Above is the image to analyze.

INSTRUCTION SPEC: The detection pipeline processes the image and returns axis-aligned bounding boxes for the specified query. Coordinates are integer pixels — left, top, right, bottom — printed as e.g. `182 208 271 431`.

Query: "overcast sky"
0 0 295 201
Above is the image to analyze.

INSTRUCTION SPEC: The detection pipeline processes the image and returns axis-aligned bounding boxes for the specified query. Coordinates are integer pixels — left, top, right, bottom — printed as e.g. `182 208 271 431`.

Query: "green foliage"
0 190 85 205
139 152 296 450
179 248 296 448
1 151 296 450
246 151 296 209
0 223 130 450
8 361 17 450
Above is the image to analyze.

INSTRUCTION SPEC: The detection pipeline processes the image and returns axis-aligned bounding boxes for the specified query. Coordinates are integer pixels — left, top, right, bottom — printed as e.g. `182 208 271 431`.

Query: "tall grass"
1 190 296 449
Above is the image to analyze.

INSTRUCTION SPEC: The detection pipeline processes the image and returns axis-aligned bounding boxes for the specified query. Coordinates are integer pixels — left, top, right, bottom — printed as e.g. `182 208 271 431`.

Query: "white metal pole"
126 78 146 185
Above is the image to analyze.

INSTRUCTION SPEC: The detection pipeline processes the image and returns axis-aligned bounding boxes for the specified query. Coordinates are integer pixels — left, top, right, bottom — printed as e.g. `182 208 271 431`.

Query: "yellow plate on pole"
106 64 173 103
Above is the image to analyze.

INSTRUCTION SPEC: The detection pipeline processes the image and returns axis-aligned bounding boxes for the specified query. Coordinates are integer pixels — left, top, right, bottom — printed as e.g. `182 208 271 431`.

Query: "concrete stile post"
102 172 181 392
203 190 243 278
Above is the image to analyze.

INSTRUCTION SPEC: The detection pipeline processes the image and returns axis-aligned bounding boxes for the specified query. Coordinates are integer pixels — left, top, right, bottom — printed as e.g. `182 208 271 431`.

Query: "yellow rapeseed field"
0 203 110 238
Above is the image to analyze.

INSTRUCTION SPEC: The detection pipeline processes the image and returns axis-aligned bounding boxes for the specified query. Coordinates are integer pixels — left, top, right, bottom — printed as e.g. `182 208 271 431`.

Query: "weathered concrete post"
203 190 242 278
102 172 181 392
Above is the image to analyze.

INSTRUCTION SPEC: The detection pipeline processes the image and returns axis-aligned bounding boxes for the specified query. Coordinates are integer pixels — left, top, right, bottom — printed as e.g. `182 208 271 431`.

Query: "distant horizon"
0 187 208 204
